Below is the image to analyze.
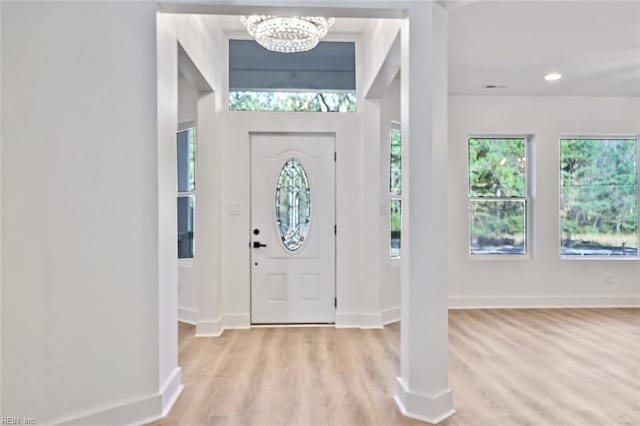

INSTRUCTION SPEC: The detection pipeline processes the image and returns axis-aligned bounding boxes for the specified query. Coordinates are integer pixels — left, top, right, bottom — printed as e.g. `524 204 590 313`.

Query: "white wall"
379 77 401 322
176 75 199 324
448 96 640 308
0 0 4 415
157 13 226 344
359 18 402 326
219 112 369 328
0 5 224 424
178 75 197 125
212 22 405 330
374 91 640 311
1 2 163 423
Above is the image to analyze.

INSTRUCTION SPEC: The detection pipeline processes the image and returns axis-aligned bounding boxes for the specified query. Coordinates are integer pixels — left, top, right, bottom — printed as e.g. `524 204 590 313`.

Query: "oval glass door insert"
275 159 311 252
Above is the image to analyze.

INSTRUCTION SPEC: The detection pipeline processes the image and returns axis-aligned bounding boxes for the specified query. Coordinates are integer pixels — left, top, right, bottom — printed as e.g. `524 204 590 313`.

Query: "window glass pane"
228 40 356 112
275 159 311 252
469 138 526 197
229 91 356 112
177 128 195 192
560 138 638 256
391 199 402 257
390 129 402 196
178 195 195 259
470 200 526 255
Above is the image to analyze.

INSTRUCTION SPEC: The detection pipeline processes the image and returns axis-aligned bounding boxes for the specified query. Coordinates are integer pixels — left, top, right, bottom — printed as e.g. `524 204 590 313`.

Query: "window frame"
225 34 360 113
177 126 196 260
558 134 639 260
467 134 532 259
390 121 402 259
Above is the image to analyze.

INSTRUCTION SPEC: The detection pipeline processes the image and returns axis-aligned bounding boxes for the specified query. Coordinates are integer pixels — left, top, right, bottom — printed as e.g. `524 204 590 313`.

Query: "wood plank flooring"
152 309 640 426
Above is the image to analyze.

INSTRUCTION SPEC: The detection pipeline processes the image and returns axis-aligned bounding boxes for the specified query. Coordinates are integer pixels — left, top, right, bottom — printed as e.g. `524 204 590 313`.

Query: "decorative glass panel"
275 159 311 252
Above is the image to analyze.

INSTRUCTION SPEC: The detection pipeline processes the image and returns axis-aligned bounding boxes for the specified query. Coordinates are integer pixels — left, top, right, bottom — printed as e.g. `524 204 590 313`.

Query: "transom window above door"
228 40 356 112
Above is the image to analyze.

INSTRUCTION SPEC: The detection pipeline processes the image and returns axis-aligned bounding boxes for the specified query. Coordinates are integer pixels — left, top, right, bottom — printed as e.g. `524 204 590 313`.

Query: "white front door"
250 133 335 324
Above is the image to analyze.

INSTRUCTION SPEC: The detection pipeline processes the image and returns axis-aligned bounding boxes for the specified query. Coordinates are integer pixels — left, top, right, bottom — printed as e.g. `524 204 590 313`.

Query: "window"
177 127 195 259
228 40 356 112
560 138 638 257
390 124 402 258
468 137 528 255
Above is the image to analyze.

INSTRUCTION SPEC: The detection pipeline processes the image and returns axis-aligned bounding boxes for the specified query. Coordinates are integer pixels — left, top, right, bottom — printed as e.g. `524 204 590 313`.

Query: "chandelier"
241 15 335 53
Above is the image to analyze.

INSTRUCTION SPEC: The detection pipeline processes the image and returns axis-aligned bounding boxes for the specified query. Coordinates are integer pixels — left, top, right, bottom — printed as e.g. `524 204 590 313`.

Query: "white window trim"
467 134 533 260
558 134 639 261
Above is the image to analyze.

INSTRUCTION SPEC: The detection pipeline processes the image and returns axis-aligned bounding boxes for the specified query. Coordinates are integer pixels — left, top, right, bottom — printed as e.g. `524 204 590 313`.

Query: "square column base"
394 377 456 424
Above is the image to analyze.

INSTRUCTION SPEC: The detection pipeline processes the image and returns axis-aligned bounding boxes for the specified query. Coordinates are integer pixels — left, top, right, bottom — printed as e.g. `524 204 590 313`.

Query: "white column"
195 91 224 332
360 97 384 327
395 2 454 424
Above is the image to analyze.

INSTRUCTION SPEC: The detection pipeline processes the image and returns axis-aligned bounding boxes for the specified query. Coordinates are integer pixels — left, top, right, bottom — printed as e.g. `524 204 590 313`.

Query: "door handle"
252 241 267 248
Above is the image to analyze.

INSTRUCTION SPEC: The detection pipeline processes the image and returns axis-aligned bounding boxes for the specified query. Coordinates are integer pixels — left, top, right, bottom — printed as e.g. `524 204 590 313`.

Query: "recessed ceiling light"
544 72 562 82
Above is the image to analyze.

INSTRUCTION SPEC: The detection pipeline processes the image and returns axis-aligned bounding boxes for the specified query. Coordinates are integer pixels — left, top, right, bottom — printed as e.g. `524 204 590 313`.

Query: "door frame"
249 131 337 325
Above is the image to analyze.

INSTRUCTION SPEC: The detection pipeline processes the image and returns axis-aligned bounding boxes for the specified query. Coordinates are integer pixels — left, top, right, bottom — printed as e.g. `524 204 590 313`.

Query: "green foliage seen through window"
560 138 637 256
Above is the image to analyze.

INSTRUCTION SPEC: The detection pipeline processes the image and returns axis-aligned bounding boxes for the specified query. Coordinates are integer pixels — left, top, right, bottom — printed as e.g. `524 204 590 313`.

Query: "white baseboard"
52 367 183 426
382 305 401 325
159 367 184 418
335 312 384 329
195 313 250 337
223 313 251 329
394 377 456 424
448 295 640 309
195 317 223 337
178 306 197 325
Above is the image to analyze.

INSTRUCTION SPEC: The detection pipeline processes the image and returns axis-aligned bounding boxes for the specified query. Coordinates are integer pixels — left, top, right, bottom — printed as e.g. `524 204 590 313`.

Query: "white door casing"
250 133 336 324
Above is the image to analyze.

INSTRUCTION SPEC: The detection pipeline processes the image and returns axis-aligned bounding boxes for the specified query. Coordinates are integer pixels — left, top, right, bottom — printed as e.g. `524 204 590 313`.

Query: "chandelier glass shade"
242 15 335 53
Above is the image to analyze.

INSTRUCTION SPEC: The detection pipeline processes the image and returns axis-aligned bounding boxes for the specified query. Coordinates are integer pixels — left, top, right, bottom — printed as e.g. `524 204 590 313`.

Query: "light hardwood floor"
152 309 640 426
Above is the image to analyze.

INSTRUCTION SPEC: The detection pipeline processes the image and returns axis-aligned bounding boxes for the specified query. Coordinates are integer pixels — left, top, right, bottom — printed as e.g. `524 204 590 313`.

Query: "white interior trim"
178 306 198 325
394 377 456 425
448 295 640 309
382 305 401 325
336 312 384 329
196 313 251 337
51 368 183 426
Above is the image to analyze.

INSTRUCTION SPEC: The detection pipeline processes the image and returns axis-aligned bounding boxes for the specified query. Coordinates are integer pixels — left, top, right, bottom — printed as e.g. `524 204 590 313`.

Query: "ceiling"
211 1 640 97
448 1 640 96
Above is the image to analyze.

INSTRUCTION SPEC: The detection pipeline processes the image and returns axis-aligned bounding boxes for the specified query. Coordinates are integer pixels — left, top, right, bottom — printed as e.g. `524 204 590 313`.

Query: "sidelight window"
390 124 402 258
177 127 196 259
